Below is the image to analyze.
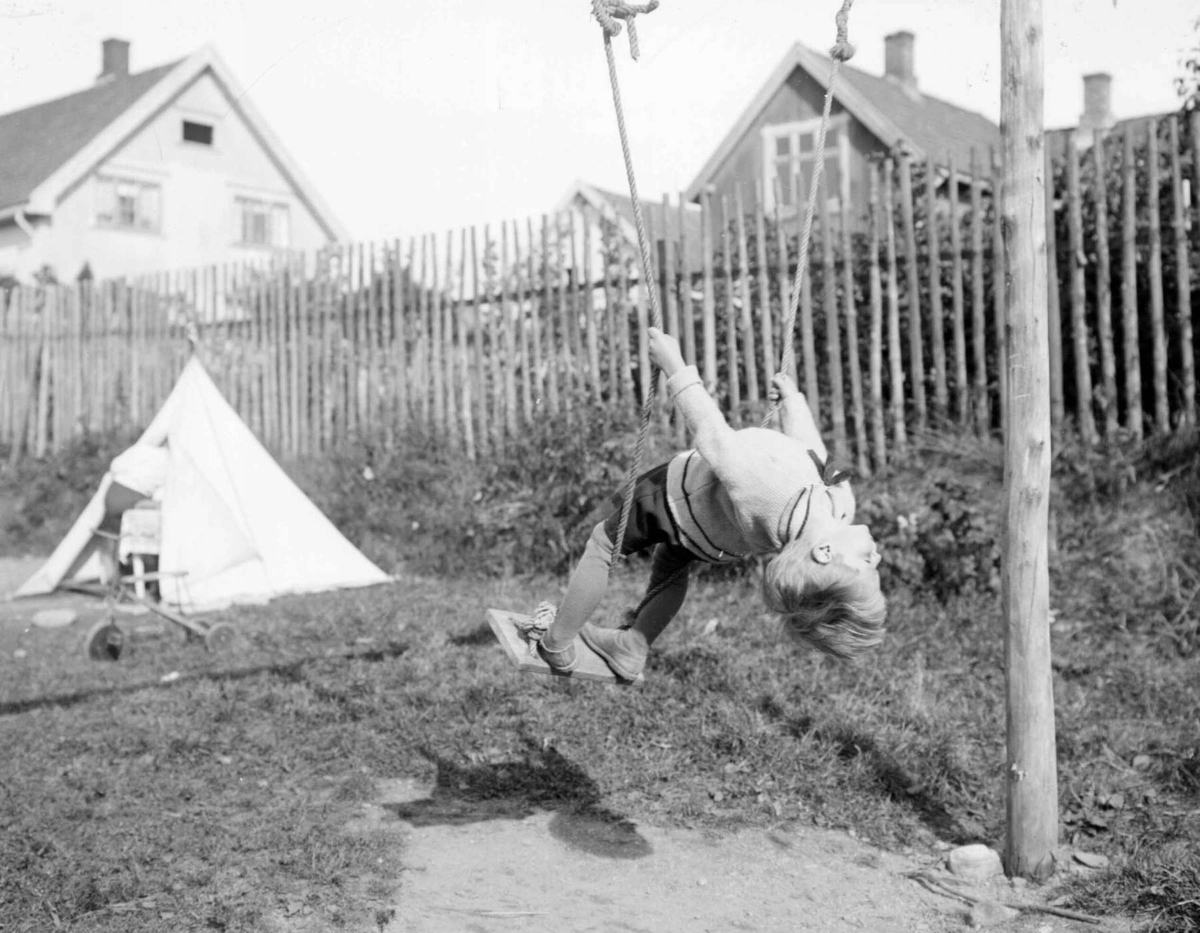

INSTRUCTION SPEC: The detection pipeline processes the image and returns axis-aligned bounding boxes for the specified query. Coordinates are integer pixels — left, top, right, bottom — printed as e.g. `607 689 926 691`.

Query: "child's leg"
581 543 695 679
628 543 693 647
541 522 614 652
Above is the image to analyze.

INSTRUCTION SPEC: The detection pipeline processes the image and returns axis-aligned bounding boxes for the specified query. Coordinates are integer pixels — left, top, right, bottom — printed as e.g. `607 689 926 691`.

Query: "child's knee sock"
543 523 614 651
631 580 688 647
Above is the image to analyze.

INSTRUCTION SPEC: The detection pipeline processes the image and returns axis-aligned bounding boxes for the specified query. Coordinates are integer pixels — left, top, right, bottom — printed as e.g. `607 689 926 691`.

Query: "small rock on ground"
949 844 1003 882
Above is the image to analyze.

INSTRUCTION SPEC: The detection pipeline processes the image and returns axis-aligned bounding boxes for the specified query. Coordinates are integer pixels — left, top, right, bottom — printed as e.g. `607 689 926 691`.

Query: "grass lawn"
1 432 1198 931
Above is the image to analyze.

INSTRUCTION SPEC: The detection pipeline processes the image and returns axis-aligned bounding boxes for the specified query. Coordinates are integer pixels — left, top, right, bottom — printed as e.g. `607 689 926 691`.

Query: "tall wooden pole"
1000 0 1058 880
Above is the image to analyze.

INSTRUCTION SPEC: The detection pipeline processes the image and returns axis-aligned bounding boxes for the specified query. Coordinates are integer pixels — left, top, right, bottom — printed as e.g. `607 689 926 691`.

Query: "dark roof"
1044 112 1177 161
583 184 707 269
0 61 179 212
832 58 1001 171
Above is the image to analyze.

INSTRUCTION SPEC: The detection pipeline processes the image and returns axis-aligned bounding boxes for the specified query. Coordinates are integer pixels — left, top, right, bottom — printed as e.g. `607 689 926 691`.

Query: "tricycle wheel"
85 618 125 661
204 622 237 652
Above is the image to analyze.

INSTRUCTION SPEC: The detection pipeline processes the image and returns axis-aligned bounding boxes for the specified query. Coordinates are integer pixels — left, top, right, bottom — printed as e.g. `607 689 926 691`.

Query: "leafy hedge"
4 415 1199 649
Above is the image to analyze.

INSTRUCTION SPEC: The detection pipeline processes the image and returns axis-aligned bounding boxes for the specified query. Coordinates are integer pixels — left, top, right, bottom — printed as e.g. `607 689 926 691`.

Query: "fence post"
926 154 949 419
947 155 969 426
1170 115 1195 427
1065 130 1097 444
720 195 741 420
754 182 775 402
819 177 846 460
734 185 759 406
1121 127 1143 440
991 149 1009 436
555 214 574 413
1146 119 1170 434
700 187 718 394
678 191 697 372
839 195 868 476
486 224 504 453
583 216 601 406
883 159 908 454
796 169 819 420
772 179 793 388
1043 146 1065 439
458 228 476 461
540 214 560 416
898 153 927 433
867 164 888 471
1092 134 1119 438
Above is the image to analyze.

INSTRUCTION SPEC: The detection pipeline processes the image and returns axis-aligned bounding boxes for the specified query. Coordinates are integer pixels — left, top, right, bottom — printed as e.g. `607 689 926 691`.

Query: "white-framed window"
236 197 290 248
762 116 851 213
95 175 162 232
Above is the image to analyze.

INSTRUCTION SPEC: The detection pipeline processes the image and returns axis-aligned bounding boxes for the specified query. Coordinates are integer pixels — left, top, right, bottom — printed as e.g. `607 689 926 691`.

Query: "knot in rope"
591 0 660 60
517 601 556 643
829 0 856 62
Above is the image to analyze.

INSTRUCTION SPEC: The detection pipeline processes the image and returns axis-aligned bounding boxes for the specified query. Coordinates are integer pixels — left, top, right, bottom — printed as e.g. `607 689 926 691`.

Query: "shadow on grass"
385 741 652 859
756 694 978 845
447 623 497 647
0 640 410 717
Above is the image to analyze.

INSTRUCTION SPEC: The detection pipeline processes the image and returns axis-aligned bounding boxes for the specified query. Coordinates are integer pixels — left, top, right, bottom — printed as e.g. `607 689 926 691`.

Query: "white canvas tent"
16 357 390 612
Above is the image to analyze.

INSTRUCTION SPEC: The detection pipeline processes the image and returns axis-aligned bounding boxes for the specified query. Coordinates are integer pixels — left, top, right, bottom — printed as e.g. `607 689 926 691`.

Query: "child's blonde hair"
762 539 887 660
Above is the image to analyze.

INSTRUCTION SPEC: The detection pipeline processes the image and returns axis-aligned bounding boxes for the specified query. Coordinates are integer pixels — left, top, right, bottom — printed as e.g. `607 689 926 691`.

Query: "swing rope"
591 0 664 571
764 0 856 427
592 0 855 573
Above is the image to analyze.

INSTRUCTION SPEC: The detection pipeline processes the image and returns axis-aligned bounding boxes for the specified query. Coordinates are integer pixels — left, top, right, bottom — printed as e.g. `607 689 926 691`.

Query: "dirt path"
350 778 1119 933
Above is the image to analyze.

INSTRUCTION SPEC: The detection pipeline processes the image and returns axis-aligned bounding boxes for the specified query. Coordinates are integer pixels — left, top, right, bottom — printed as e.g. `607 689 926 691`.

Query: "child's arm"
770 374 829 461
649 328 741 462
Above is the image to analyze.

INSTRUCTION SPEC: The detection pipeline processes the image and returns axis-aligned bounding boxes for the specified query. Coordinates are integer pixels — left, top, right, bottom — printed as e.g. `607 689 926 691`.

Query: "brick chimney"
98 38 130 82
1078 72 1114 146
884 31 917 94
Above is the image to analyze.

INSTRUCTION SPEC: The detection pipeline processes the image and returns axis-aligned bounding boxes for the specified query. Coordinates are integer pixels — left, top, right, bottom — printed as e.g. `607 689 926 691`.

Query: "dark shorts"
603 462 685 557
99 481 150 535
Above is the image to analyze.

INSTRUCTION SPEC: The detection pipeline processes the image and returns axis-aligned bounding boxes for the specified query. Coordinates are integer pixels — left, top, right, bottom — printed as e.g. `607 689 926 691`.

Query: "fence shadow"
0 640 410 717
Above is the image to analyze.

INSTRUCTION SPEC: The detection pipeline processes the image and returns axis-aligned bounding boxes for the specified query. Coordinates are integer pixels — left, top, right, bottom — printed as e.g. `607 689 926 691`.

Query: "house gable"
17 47 344 242
684 41 1000 207
44 68 335 278
0 44 346 280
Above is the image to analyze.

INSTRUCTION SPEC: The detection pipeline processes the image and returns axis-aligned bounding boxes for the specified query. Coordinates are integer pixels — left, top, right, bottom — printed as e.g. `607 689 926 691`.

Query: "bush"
289 396 673 579
0 430 137 556
855 435 1005 599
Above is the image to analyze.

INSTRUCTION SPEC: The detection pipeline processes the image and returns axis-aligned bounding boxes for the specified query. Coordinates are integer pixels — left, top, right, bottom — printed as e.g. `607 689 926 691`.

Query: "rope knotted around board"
516 601 556 643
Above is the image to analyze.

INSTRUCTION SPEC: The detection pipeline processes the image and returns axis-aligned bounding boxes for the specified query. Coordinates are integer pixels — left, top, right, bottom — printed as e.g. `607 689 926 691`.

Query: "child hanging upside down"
536 326 886 681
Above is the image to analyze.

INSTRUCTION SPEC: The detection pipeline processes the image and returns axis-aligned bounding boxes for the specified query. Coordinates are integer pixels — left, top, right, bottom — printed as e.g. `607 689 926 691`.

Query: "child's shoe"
529 601 579 673
538 638 579 673
580 623 648 680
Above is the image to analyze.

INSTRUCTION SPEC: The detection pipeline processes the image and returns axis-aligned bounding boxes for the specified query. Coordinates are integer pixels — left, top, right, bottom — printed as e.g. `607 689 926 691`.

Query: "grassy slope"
1 432 1198 931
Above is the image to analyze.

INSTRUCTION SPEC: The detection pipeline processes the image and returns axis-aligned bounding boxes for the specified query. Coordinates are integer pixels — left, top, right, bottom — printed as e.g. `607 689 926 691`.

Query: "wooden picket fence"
2 114 1198 471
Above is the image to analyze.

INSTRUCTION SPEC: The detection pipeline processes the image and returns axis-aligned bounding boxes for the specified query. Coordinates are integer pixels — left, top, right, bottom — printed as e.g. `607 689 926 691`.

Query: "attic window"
762 116 850 213
182 120 214 145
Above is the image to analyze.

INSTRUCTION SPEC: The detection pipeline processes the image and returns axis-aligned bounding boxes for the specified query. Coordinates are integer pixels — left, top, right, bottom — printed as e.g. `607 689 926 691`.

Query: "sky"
1 0 1196 243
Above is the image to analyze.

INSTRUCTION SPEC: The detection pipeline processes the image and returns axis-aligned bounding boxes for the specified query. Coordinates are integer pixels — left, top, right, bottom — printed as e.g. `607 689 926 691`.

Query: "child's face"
823 524 881 572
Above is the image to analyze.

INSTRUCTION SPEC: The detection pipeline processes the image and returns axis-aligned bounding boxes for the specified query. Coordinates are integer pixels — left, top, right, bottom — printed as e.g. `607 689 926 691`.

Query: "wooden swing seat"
486 608 643 687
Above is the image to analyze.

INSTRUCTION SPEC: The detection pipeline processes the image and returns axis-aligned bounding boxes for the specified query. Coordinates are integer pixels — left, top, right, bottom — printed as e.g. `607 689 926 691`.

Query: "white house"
0 38 346 283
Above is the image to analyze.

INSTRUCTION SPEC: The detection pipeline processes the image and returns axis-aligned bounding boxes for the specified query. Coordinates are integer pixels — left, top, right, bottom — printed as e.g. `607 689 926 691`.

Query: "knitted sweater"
663 366 855 563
